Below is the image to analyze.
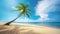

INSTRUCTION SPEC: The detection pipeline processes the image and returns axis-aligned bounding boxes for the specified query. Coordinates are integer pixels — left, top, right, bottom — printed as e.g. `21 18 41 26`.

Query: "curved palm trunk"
4 16 20 25
4 9 25 25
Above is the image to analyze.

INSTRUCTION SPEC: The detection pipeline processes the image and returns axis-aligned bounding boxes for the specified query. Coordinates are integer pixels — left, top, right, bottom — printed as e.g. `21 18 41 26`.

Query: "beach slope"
0 22 60 34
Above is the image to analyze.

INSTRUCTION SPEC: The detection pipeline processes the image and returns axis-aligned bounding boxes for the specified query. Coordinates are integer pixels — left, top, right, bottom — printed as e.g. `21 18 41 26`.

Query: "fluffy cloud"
35 0 57 22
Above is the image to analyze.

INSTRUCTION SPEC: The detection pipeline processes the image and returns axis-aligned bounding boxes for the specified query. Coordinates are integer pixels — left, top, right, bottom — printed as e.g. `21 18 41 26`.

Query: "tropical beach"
0 22 60 34
0 0 60 34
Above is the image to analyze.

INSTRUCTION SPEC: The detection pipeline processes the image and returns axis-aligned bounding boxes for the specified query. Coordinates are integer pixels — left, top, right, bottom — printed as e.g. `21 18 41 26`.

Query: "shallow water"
14 22 60 28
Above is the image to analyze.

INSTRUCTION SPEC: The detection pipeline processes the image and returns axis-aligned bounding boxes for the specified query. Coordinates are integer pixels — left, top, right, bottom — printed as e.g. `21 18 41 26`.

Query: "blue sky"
0 0 60 22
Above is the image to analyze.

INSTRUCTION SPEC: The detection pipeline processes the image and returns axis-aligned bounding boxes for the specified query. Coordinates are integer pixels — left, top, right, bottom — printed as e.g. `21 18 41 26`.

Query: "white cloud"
35 0 57 22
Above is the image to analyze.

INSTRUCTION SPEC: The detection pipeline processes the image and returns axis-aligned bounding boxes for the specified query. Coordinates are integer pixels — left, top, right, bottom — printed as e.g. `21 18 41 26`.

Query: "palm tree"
4 3 31 25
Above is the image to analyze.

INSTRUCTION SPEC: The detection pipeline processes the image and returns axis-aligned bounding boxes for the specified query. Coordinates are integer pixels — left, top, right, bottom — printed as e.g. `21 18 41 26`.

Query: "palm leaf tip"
19 2 25 6
26 13 30 18
25 4 29 8
27 9 31 12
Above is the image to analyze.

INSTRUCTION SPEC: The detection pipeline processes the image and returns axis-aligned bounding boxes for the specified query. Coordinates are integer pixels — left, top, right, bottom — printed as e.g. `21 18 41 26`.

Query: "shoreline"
0 22 60 29
0 22 60 34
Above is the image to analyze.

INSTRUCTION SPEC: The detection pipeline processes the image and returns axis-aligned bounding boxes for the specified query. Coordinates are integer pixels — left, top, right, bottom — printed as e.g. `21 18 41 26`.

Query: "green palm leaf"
26 13 30 18
16 2 31 18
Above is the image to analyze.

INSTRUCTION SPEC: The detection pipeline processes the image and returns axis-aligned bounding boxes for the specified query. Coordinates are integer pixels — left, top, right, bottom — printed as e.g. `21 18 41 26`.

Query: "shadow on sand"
20 30 43 34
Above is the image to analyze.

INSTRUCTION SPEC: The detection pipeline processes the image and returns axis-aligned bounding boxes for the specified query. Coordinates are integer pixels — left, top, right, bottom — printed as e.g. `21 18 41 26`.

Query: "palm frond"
19 2 25 7
19 2 24 5
25 12 31 18
16 6 20 8
16 6 23 10
27 9 31 12
15 2 31 18
25 4 29 8
26 13 30 18
19 12 24 16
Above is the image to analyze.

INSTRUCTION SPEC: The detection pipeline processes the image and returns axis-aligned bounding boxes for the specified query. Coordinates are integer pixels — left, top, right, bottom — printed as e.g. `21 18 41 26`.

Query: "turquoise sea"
14 22 60 28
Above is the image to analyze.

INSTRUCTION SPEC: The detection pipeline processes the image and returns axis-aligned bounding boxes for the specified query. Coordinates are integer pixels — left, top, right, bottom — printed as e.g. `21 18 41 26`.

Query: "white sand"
0 22 60 34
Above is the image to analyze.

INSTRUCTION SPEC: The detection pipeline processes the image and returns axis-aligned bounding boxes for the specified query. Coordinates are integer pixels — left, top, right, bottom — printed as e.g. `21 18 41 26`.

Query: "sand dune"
0 22 60 34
